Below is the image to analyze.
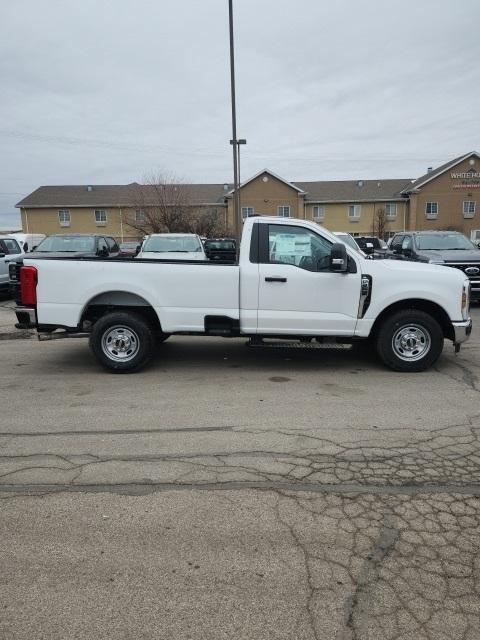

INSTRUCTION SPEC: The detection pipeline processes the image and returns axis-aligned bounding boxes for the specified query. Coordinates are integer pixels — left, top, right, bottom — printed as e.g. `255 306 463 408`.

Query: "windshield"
35 236 96 252
335 233 362 253
143 235 203 252
415 234 476 251
356 237 387 250
205 240 235 250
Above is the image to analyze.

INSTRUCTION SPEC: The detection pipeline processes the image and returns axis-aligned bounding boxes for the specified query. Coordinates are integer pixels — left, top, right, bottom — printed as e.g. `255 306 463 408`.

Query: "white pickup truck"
12 216 472 373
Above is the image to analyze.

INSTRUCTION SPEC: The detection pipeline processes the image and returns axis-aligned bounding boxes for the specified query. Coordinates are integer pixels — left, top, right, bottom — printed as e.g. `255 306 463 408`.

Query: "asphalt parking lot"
1 300 480 639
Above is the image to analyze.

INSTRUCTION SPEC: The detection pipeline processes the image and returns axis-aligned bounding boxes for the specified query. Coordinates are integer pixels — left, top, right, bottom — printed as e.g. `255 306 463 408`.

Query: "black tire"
375 309 443 372
89 311 155 373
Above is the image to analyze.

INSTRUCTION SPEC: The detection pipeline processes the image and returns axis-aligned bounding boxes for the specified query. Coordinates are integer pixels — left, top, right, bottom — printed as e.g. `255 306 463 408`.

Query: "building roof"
226 169 306 196
293 178 412 202
400 151 480 193
16 183 232 208
16 178 413 208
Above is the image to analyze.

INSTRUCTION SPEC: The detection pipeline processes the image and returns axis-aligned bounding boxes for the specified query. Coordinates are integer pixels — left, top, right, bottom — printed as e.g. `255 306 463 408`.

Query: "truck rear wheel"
375 309 443 372
89 311 154 373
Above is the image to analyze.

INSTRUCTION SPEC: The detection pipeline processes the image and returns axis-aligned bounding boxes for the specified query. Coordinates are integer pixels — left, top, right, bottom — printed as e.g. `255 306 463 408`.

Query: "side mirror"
135 245 141 256
329 242 348 273
0 253 5 259
97 247 109 257
391 243 402 254
476 241 480 249
31 245 38 251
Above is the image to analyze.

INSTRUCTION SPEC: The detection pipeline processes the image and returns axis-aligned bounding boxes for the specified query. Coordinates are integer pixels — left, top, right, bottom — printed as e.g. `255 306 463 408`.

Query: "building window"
385 203 397 218
463 201 476 218
135 209 146 223
312 205 325 220
95 209 107 225
425 202 438 219
277 206 291 217
58 209 71 227
242 207 254 219
348 205 361 220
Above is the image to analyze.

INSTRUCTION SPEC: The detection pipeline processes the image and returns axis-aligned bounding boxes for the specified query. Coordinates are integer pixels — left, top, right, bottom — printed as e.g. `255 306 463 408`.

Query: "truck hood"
416 249 480 263
365 256 464 278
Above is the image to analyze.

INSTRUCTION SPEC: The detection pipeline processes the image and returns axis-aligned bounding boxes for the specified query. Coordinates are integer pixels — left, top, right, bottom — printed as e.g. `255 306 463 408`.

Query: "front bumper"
14 306 37 329
451 318 472 345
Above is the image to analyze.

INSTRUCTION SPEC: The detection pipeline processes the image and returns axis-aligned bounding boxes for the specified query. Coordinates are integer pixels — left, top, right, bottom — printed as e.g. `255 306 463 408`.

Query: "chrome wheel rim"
101 326 140 362
392 324 431 362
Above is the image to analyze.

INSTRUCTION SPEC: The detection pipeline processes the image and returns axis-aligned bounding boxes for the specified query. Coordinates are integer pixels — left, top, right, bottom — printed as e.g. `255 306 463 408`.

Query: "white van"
8 233 46 253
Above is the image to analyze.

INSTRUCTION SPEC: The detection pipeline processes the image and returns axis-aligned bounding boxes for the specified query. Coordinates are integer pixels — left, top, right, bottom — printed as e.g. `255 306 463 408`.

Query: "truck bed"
23 257 240 333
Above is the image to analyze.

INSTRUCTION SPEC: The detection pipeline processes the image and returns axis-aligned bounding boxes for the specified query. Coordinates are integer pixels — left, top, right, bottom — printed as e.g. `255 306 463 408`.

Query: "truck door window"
268 224 332 272
106 237 119 253
2 238 21 254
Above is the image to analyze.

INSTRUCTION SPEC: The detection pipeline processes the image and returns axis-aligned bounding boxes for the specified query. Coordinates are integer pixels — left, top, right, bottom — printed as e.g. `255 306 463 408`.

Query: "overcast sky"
1 0 479 227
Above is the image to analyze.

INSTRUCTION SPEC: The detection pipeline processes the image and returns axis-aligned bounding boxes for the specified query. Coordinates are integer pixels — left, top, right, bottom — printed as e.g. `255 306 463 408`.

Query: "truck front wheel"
375 309 444 372
89 311 155 373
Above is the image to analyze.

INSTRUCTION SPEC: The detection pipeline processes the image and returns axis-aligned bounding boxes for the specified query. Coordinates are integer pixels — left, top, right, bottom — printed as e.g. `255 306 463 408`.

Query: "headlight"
461 281 470 320
8 262 18 281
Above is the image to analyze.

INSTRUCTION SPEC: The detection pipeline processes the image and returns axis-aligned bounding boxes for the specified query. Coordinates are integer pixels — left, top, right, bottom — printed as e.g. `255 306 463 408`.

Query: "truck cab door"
256 223 361 336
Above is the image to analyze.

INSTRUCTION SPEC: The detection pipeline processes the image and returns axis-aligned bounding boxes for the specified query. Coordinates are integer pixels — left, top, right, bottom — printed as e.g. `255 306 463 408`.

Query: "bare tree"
188 208 224 237
372 207 387 240
125 172 192 235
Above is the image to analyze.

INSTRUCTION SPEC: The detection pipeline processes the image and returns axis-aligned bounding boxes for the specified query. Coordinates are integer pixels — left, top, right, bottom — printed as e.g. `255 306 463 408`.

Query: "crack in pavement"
345 503 400 639
0 426 236 438
435 358 480 394
268 490 480 640
1 423 480 490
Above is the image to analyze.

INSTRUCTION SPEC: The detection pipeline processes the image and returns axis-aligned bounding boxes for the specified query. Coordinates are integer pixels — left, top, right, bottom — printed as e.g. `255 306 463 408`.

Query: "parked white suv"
137 233 207 260
0 236 23 295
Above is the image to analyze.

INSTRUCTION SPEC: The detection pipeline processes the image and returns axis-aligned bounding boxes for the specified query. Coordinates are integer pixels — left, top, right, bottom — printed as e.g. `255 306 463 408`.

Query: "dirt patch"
0 330 35 340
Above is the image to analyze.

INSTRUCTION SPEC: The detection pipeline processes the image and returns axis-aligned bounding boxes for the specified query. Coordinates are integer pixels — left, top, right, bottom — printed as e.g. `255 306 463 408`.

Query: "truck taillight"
20 266 38 306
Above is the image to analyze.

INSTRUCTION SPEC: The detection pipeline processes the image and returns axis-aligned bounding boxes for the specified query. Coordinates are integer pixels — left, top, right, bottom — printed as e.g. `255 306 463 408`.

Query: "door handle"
265 277 287 283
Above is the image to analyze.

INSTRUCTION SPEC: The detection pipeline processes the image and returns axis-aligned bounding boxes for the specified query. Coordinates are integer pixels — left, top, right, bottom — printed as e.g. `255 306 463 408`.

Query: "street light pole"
230 137 246 224
237 138 246 221
228 0 241 242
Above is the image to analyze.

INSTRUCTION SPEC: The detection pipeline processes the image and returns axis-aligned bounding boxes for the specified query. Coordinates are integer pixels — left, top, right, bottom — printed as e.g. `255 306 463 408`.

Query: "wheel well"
370 299 454 341
80 291 162 332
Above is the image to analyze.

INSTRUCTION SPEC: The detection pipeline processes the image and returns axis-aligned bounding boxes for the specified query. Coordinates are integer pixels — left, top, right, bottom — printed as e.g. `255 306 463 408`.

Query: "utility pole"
230 137 246 229
228 0 241 242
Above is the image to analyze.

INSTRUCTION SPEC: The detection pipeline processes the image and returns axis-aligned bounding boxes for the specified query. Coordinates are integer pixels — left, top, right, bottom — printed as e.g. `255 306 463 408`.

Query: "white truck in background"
8 233 46 253
137 233 207 260
11 216 472 373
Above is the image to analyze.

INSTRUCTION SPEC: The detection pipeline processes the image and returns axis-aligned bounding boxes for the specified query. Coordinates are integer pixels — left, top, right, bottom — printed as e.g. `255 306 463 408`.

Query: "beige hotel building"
16 151 480 245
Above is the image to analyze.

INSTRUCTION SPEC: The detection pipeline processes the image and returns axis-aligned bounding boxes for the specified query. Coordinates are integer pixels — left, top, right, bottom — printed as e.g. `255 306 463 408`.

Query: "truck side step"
246 338 352 351
38 332 90 341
